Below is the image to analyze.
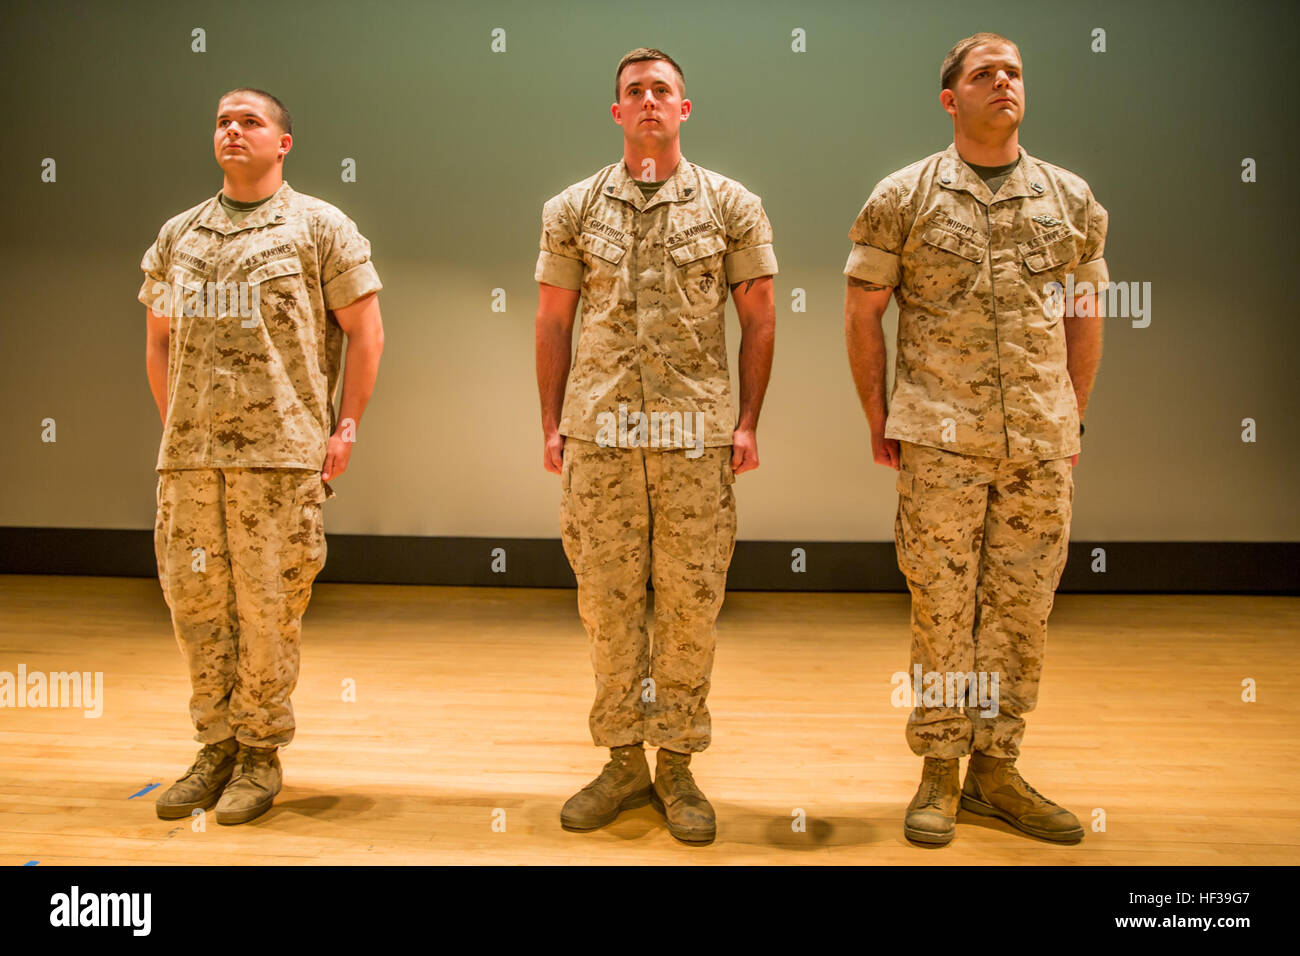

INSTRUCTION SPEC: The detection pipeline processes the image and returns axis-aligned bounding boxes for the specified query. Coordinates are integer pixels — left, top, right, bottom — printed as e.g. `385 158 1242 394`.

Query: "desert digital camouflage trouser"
560 438 737 754
154 468 330 748
895 441 1072 759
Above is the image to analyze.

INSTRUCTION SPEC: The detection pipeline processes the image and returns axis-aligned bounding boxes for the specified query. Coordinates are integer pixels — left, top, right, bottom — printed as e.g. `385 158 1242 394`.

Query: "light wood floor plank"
0 576 1295 864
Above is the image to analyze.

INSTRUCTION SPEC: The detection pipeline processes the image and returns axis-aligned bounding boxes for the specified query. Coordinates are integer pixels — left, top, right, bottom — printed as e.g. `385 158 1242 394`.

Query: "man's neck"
222 171 284 203
622 141 681 184
953 128 1019 167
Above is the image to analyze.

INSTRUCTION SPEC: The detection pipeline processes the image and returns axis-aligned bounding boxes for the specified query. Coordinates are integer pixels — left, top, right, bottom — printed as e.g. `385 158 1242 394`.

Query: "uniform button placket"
634 209 649 410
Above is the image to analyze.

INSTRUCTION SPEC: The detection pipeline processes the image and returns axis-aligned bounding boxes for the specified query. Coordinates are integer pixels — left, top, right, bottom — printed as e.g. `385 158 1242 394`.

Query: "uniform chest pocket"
668 231 726 269
668 232 727 311
246 256 307 328
164 267 210 318
247 256 304 285
169 266 208 291
1018 228 1076 273
581 232 627 266
921 226 985 263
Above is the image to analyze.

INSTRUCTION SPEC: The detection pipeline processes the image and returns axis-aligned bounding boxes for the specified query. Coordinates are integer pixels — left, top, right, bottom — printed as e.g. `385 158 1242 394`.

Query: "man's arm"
1065 290 1103 464
844 276 898 469
1066 188 1109 463
536 282 580 474
323 291 384 482
729 275 775 474
145 307 169 425
842 175 905 469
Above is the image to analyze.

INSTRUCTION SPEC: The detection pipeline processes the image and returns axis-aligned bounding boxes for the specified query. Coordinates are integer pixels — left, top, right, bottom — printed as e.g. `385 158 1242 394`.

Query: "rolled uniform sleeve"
844 178 903 287
1074 191 1109 291
138 225 170 311
722 189 778 284
534 196 584 290
319 213 382 311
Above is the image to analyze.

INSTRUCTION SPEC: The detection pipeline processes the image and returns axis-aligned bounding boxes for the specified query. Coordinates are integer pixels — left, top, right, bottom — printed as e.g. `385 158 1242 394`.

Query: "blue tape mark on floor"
24 861 39 866
129 783 161 799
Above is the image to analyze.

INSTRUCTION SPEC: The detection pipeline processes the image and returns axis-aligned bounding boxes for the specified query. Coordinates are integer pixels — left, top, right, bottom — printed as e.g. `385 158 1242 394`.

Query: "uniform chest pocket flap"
168 266 207 295
921 226 985 263
248 256 304 285
1017 227 1076 273
581 232 627 266
668 231 726 267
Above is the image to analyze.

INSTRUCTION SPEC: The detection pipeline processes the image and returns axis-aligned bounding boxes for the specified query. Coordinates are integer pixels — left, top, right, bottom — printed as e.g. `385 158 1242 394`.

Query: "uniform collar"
196 180 295 235
602 156 701 211
937 143 1045 205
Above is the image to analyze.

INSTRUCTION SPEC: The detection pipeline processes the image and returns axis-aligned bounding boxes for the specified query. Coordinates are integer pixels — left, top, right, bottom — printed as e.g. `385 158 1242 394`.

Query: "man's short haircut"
940 33 1020 91
614 48 685 102
218 87 292 136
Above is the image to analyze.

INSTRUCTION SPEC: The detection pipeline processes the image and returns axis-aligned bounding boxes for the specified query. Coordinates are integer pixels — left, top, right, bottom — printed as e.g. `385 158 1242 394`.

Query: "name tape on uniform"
665 220 720 248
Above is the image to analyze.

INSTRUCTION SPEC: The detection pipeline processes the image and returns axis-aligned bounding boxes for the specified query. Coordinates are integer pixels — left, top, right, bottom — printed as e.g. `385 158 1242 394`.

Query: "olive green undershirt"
219 191 274 225
634 178 667 202
964 156 1020 195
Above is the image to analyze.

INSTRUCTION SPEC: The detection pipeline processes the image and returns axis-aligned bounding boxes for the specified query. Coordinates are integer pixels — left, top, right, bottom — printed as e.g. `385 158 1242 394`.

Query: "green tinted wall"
0 0 1294 542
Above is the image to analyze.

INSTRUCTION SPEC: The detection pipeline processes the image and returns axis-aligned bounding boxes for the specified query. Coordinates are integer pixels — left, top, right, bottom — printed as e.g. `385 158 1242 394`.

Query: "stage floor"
1 575 1296 865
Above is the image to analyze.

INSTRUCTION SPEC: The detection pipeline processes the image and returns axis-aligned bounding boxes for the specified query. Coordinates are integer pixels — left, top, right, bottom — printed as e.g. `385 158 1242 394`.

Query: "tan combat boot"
903 756 961 845
214 744 283 826
651 748 715 845
961 752 1084 843
155 737 240 819
560 744 652 831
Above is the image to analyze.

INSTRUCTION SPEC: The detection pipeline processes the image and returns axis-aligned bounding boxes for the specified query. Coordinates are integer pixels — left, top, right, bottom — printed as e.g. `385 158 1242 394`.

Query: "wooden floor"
0 574 1296 865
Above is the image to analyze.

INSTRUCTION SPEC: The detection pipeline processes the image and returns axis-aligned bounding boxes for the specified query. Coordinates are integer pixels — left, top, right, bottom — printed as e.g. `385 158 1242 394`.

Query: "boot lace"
184 742 232 778
589 748 640 790
230 747 272 784
608 749 633 767
1007 766 1051 805
659 757 699 797
917 761 950 809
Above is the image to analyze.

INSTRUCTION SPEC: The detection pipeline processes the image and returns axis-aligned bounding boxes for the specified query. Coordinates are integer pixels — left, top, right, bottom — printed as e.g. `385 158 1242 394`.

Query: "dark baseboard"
0 528 1295 594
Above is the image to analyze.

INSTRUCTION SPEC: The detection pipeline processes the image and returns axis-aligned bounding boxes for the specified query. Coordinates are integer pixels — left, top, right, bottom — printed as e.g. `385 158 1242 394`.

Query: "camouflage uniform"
845 144 1108 758
139 181 381 748
537 158 777 752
